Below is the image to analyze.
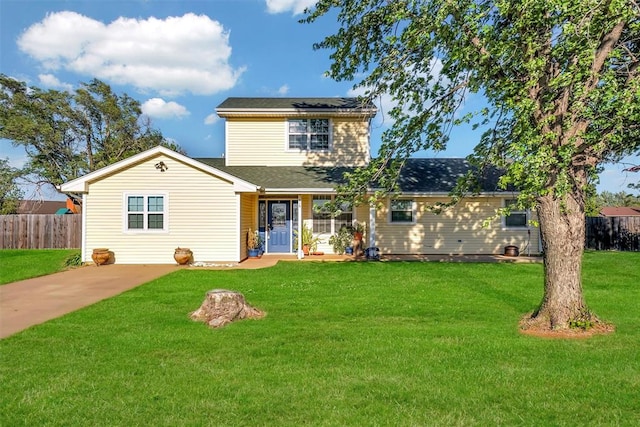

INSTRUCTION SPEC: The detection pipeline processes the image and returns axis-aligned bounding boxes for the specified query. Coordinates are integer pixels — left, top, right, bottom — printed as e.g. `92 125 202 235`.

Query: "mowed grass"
1 252 639 426
0 249 80 285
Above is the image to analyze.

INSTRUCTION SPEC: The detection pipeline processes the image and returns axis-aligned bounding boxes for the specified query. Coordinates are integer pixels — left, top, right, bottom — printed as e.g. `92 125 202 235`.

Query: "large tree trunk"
527 192 595 330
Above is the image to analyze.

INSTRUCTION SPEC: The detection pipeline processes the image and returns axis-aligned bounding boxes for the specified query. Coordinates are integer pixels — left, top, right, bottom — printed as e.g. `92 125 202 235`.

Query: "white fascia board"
216 108 377 118
58 145 260 194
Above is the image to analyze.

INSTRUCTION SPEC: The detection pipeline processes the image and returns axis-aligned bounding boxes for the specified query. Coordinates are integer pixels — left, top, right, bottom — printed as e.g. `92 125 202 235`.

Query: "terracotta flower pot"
92 248 110 266
174 248 193 265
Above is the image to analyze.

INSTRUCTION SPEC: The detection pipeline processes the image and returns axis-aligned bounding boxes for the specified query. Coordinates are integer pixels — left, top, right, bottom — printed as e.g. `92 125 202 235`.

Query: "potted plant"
329 225 354 255
247 228 261 258
294 221 322 255
352 221 366 241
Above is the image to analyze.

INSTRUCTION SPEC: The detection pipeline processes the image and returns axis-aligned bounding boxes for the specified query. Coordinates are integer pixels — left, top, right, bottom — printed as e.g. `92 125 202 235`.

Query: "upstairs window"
503 199 527 228
288 119 330 151
125 194 167 232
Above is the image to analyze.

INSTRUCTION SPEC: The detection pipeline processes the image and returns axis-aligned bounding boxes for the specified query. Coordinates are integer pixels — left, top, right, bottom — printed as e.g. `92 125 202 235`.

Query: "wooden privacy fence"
0 214 82 249
585 216 640 251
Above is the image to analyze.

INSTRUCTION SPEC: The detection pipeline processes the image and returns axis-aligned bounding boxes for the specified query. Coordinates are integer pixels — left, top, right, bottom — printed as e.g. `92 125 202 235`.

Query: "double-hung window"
335 201 353 231
288 119 330 151
390 199 414 223
312 197 354 234
312 196 332 234
126 194 167 232
503 199 527 228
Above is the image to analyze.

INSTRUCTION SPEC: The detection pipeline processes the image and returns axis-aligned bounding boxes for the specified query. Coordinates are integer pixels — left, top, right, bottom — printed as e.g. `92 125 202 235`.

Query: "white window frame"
389 199 416 224
123 192 169 233
334 200 354 232
502 198 528 229
311 196 355 235
286 118 332 152
312 195 332 234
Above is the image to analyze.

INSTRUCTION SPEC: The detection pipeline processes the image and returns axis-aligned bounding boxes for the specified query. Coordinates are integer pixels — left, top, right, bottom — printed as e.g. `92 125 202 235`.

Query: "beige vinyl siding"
239 194 258 259
83 154 242 264
225 117 370 167
374 197 540 255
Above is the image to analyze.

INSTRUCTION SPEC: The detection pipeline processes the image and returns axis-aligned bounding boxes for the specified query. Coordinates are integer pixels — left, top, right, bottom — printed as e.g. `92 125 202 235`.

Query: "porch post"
369 202 376 248
297 196 304 259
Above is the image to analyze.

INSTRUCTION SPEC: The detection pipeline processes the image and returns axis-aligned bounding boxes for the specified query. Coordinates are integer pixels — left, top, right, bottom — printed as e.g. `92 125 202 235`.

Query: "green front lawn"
0 249 80 285
1 252 639 425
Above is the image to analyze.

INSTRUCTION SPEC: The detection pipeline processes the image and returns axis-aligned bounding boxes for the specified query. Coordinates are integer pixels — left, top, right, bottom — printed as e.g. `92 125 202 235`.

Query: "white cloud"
277 84 290 95
38 74 73 92
18 11 245 96
141 98 189 119
265 0 317 15
204 113 219 125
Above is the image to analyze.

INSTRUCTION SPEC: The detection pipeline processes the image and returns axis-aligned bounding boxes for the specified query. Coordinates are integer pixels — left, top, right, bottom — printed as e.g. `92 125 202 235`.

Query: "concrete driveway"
0 264 178 339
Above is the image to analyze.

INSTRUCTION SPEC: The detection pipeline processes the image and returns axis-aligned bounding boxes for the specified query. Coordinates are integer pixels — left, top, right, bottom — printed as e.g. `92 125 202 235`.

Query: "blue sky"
1 0 638 198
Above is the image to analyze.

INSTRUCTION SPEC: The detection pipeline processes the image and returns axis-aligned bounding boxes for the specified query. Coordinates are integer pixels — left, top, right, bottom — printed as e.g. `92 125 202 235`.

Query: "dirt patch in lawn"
518 313 615 339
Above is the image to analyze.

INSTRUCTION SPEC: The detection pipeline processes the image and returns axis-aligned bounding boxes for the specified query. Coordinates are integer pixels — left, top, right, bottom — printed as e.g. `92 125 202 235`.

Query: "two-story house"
59 97 539 264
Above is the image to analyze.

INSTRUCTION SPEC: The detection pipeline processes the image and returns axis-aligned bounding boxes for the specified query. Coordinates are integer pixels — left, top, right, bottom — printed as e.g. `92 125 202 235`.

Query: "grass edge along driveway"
0 249 80 285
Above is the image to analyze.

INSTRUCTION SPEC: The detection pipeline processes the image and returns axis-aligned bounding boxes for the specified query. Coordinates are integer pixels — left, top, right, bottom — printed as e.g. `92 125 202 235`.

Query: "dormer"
216 97 377 167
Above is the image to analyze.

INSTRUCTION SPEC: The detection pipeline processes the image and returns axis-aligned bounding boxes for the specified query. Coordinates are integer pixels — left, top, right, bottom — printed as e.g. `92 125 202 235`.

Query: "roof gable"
58 146 259 194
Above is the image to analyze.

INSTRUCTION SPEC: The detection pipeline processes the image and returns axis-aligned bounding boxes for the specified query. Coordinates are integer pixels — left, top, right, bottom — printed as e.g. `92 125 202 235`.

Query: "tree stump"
190 289 264 328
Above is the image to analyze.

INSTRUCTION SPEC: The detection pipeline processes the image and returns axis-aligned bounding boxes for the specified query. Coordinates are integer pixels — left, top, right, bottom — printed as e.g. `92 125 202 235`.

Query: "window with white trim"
390 199 414 223
503 199 527 228
312 196 332 233
126 194 167 231
288 119 330 150
335 201 353 231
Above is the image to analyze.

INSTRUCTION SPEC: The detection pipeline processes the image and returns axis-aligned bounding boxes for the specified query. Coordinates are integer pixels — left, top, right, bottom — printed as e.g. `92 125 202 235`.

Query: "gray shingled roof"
216 97 376 111
196 158 507 193
197 158 353 189
397 158 505 193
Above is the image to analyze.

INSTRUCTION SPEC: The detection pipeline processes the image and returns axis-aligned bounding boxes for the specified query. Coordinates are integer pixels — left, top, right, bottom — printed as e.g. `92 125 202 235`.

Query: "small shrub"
64 251 83 268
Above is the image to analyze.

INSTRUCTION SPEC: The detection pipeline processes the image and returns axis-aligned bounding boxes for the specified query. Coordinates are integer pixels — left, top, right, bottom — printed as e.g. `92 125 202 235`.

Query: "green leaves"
0 75 180 193
0 158 23 214
306 0 640 208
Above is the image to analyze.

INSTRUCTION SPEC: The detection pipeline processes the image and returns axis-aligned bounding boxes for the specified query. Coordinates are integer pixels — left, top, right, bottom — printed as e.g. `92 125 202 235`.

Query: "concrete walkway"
1 253 541 339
